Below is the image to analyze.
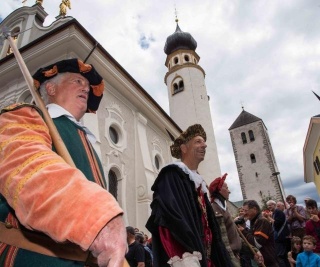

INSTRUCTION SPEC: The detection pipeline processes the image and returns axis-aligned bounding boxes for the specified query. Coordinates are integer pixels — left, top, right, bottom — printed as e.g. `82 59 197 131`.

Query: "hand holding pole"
236 226 266 267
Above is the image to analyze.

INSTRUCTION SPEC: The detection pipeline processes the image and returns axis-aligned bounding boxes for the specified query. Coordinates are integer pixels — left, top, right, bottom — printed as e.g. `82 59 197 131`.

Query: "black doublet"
146 164 234 267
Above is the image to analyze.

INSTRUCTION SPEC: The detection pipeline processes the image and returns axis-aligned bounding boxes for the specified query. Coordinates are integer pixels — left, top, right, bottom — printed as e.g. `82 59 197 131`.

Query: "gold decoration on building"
35 0 43 6
59 0 71 16
6 35 18 56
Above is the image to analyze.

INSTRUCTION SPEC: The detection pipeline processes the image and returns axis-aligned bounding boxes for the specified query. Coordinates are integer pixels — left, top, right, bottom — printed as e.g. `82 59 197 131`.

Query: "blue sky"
2 0 320 206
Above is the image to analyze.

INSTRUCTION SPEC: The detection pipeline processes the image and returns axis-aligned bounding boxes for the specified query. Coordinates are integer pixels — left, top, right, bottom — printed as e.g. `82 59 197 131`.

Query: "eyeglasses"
242 207 253 212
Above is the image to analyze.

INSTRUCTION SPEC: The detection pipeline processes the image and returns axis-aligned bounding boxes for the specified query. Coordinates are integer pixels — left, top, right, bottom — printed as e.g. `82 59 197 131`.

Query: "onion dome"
164 23 197 55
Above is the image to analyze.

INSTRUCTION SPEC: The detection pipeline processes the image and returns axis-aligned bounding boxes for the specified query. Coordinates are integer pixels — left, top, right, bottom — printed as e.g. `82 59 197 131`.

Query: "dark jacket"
242 213 278 267
146 164 233 267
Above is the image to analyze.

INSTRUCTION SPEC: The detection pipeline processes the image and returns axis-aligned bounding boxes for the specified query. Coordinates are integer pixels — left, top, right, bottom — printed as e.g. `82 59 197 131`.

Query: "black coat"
146 164 233 267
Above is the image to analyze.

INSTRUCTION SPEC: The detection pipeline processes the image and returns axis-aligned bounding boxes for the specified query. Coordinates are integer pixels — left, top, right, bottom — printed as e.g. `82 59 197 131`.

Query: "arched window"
173 83 179 93
108 170 118 200
179 80 184 90
172 78 184 95
248 130 255 141
241 132 247 144
174 57 179 64
184 55 189 62
250 154 256 163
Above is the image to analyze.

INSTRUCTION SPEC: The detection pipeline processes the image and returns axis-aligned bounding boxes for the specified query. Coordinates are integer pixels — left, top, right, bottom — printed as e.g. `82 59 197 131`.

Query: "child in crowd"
305 199 320 254
288 236 302 267
296 235 320 267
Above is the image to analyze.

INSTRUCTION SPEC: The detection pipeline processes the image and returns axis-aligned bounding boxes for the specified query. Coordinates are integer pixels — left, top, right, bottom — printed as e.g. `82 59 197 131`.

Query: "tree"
259 191 277 210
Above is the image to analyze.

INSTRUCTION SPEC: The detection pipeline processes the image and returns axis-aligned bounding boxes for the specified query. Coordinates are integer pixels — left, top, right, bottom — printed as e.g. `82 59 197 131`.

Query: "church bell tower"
229 109 286 206
164 19 221 183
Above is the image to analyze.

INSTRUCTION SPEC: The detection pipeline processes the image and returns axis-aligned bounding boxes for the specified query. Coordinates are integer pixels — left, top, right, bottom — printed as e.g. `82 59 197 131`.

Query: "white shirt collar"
47 103 96 144
214 198 227 211
170 162 208 194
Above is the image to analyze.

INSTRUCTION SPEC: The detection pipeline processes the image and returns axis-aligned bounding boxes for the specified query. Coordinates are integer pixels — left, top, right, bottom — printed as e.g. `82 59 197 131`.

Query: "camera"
234 217 245 225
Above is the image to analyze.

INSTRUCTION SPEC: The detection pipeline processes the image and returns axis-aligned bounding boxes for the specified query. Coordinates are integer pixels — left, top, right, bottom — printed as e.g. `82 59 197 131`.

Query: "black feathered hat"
33 58 104 113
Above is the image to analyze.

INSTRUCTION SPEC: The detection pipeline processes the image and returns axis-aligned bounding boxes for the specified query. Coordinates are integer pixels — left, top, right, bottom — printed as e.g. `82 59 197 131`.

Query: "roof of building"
164 23 197 55
231 200 244 208
0 6 182 138
229 109 262 130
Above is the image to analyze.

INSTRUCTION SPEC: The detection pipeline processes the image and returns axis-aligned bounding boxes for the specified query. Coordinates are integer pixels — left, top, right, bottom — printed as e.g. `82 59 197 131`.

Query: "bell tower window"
241 132 247 144
250 154 256 163
173 83 178 92
249 130 255 141
172 77 184 95
179 80 184 90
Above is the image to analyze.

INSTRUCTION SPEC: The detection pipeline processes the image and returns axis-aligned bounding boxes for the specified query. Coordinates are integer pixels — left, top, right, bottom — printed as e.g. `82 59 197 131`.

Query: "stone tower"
229 109 286 206
163 20 221 183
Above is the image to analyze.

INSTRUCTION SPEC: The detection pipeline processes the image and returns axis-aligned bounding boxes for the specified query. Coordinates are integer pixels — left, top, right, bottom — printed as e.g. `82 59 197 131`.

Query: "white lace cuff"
167 251 202 267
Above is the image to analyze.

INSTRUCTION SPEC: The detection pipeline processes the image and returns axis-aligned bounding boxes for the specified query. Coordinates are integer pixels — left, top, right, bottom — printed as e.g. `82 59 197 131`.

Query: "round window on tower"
184 55 189 62
174 57 179 64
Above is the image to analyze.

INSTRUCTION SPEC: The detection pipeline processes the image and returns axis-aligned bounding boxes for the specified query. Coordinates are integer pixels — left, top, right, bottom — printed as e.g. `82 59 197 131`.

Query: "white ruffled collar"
169 162 208 194
214 198 227 211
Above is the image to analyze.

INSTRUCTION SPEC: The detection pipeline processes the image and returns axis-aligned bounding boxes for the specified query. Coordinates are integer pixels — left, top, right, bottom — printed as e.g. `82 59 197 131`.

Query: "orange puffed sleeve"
0 104 123 250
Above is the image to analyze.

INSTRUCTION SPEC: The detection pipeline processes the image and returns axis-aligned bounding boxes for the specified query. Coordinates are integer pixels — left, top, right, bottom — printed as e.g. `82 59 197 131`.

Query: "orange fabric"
78 59 92 73
254 231 269 240
0 105 123 250
91 83 104 96
43 65 58 78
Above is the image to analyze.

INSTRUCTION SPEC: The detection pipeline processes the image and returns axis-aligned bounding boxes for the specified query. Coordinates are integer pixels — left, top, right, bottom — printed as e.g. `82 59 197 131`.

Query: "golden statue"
59 0 71 16
35 0 43 6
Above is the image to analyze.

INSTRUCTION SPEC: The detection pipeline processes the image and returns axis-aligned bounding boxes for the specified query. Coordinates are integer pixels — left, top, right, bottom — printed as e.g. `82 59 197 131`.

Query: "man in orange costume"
0 59 127 267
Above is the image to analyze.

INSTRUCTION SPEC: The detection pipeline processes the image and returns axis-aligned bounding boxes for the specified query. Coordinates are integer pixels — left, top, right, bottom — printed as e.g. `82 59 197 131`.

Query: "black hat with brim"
32 58 104 113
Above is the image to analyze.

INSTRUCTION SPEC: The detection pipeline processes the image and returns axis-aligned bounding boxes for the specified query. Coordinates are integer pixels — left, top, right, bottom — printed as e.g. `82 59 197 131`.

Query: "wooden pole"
236 227 266 267
3 30 129 267
4 33 76 166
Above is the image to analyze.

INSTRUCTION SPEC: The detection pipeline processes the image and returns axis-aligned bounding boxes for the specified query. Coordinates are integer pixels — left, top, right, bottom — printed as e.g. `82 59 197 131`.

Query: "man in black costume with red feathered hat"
146 124 233 267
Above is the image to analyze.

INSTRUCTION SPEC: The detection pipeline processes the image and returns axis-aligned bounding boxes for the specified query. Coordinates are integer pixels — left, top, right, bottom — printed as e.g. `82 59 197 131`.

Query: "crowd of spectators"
126 194 320 267
125 226 153 267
